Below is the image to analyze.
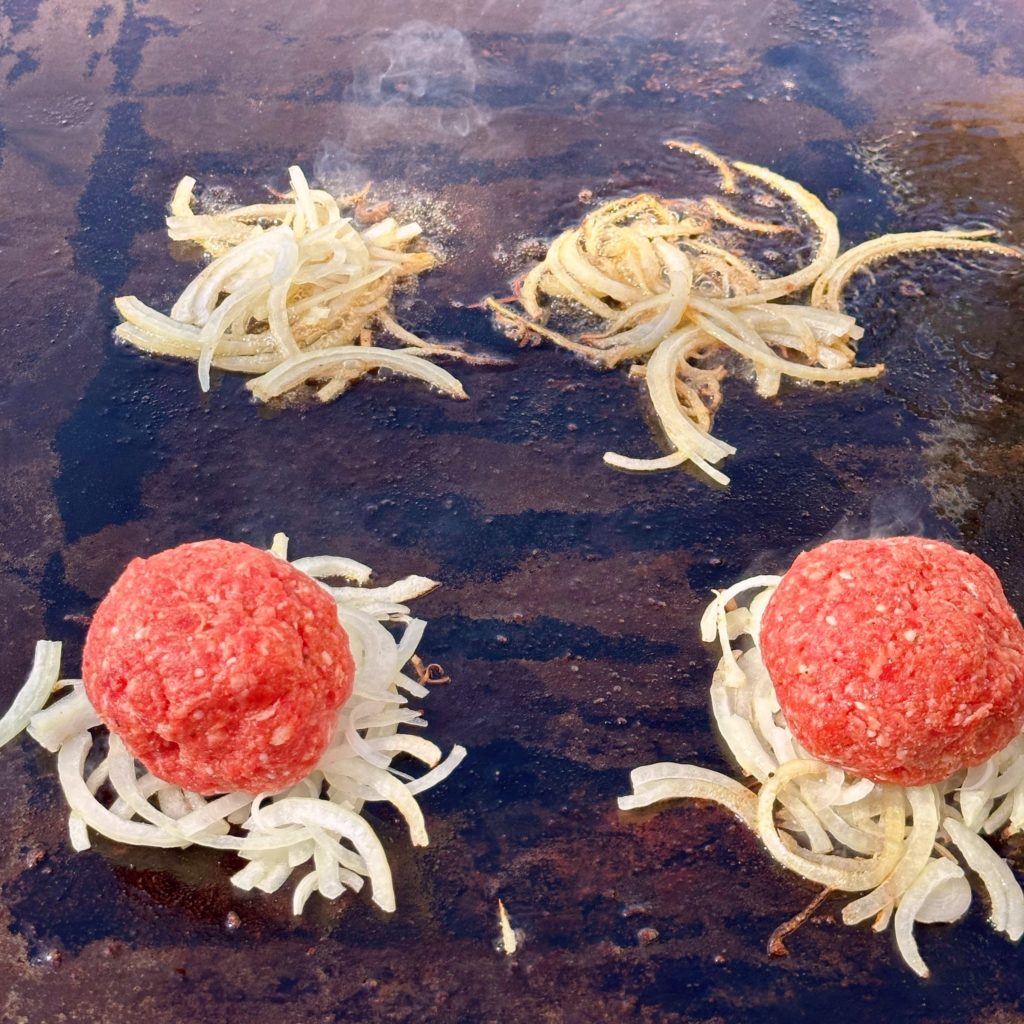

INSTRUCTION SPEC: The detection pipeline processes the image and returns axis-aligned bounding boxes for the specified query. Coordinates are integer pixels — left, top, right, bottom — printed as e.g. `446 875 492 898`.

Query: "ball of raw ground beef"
83 539 355 794
760 536 1024 786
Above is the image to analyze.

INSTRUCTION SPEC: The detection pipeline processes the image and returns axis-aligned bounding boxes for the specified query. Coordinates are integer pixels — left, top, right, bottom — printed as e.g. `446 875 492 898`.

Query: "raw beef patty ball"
760 536 1024 786
83 540 355 794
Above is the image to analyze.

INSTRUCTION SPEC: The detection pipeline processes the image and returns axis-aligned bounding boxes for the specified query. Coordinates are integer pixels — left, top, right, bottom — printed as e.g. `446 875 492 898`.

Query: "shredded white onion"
619 575 1024 976
0 536 463 915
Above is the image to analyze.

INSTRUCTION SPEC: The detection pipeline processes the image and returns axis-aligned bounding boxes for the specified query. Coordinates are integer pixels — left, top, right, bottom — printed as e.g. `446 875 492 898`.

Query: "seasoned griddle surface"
3 1 1024 1020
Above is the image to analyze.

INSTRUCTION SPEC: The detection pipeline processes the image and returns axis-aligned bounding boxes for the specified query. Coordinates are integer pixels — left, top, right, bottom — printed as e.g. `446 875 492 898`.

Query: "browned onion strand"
487 141 1022 485
116 166 490 406
620 578 1024 977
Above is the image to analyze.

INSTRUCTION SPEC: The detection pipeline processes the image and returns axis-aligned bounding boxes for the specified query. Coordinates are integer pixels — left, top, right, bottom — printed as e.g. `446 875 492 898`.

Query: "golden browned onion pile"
116 166 498 405
487 141 1023 484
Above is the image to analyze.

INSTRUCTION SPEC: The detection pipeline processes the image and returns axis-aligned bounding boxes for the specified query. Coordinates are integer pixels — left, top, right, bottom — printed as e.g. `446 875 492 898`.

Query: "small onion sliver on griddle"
0 534 466 915
115 165 497 406
618 578 1024 977
488 141 1022 485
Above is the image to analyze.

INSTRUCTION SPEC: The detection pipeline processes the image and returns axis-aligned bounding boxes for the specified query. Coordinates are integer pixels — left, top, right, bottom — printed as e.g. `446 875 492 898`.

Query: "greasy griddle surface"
3 1 1024 1021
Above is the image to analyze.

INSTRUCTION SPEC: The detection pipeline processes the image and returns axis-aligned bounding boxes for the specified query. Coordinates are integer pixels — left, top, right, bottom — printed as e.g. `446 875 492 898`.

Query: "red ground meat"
760 536 1024 786
83 540 355 794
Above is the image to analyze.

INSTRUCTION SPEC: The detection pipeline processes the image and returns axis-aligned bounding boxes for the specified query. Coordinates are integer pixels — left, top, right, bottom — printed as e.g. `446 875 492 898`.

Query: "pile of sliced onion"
619 576 1024 977
1 534 465 915
488 141 1023 485
116 166 498 405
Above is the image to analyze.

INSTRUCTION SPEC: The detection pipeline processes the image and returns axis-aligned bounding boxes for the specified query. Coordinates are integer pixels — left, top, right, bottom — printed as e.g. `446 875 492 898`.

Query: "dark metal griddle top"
3 1 1024 1021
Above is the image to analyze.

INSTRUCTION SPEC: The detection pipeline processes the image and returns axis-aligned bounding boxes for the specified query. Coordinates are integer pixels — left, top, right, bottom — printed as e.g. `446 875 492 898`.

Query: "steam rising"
351 21 485 138
315 21 491 192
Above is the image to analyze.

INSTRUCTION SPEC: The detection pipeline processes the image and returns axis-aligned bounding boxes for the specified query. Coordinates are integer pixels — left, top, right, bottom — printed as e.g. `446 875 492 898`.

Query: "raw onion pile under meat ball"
0 534 465 915
620 535 1024 977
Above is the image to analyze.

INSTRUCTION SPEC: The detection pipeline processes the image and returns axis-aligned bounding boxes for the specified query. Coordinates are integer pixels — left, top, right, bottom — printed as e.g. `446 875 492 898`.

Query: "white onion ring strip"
618 763 758 830
288 165 319 239
265 230 301 359
915 862 971 926
157 787 192 819
625 325 734 465
324 759 428 845
170 175 196 218
292 870 320 915
842 787 939 924
366 734 442 766
0 641 62 749
292 555 373 584
58 734 189 849
404 744 467 796
811 231 1024 312
197 260 281 391
246 347 468 403
944 817 1024 939
333 579 439 613
759 762 905 891
68 813 91 851
894 859 970 978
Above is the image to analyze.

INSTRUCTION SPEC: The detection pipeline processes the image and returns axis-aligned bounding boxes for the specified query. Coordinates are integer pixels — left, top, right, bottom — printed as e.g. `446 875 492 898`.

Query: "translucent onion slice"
248 797 396 912
618 763 758 829
719 160 840 304
689 296 883 387
291 555 373 584
758 761 904 891
27 684 99 752
0 641 62 749
664 140 738 193
58 734 189 849
944 817 1024 939
811 231 1024 312
405 744 467 796
842 786 939 924
894 859 970 978
603 326 735 482
915 861 971 925
246 347 468 403
599 240 694 363
170 175 197 218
